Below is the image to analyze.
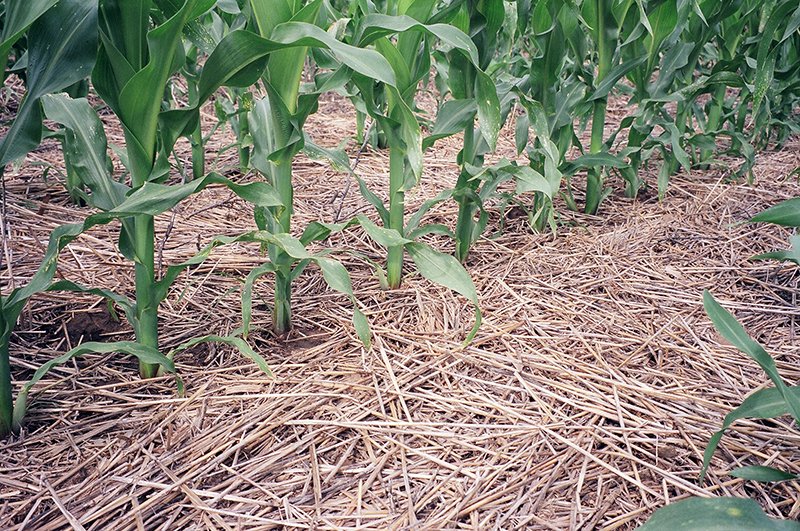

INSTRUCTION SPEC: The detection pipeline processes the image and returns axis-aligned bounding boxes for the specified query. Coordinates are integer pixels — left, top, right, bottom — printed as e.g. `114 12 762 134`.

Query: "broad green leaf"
730 466 800 483
751 198 800 227
355 215 412 248
751 235 800 265
700 385 800 481
561 152 629 176
358 14 479 65
160 22 397 148
703 291 800 423
0 0 98 167
512 166 554 195
353 307 372 349
752 1 798 124
0 0 59 62
302 136 352 174
110 174 281 218
316 258 354 296
41 94 127 210
587 56 648 101
406 242 481 342
639 497 800 531
356 178 390 226
114 0 216 174
475 70 501 150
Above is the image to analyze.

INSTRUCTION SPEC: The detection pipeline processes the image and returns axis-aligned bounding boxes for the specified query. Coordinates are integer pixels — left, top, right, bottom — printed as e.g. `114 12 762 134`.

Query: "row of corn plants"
0 0 490 436
0 17 797 531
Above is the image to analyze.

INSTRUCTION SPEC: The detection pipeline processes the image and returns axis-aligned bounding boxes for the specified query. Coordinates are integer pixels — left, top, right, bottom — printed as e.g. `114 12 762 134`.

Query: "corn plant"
442 0 505 263
237 0 410 335
0 0 398 435
640 291 800 530
345 9 500 288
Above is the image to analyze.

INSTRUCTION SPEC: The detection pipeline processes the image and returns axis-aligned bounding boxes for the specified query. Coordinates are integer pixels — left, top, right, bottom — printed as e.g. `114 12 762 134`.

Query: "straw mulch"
1 90 800 530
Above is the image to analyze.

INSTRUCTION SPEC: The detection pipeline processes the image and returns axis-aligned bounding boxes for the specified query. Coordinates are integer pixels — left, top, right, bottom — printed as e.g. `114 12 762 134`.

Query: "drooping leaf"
639 497 800 531
406 242 481 342
13 341 176 428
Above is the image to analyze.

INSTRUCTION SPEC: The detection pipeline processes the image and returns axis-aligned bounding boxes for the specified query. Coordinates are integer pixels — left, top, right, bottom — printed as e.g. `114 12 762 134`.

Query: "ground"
1 88 799 530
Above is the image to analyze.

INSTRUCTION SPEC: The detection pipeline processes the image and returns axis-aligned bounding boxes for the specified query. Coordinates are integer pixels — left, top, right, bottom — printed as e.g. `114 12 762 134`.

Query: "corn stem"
455 124 476 263
129 138 159 378
268 160 294 333
0 340 12 435
387 145 405 289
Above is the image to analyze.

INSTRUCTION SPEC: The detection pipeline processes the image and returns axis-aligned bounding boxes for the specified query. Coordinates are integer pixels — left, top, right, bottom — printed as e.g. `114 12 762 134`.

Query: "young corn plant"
242 0 403 335
347 10 500 289
640 291 800 530
1 0 392 435
444 0 505 263
512 0 587 219
247 0 325 335
582 0 621 214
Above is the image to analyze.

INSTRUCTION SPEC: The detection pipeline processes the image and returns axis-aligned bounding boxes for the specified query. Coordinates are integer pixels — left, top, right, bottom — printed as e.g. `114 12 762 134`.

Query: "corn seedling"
346 10 500 288
640 291 800 530
0 0 393 434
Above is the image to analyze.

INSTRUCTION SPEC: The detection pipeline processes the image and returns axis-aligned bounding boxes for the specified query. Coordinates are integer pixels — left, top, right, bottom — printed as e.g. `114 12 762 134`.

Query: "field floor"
1 94 800 530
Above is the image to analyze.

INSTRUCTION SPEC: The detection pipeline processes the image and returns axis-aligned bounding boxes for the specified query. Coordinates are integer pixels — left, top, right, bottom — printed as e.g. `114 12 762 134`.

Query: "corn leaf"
0 0 98 167
13 341 176 428
41 94 127 210
730 466 800 483
640 497 800 531
750 198 800 227
170 334 271 376
406 242 481 343
703 291 800 424
0 0 59 62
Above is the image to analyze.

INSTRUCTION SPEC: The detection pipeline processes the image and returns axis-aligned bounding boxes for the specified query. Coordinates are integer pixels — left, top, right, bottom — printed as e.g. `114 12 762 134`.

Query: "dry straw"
1 98 799 529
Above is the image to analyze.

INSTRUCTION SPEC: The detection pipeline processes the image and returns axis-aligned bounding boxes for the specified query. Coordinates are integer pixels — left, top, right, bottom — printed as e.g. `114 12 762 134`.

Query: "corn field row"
1 1 799 527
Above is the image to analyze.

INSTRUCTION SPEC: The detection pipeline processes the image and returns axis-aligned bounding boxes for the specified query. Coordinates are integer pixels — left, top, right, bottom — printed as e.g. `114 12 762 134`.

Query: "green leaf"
13 341 175 428
41 93 128 211
355 215 412 248
730 466 800 483
406 242 481 342
241 262 276 336
700 386 800 481
316 258 354 296
475 70 501 150
0 0 59 62
358 14 480 65
561 152 629 176
113 0 216 172
703 291 800 423
357 178 391 226
750 198 800 227
353 307 372 349
110 173 281 218
170 334 271 376
161 22 397 149
423 100 477 150
751 235 800 265
0 0 98 167
639 497 800 531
